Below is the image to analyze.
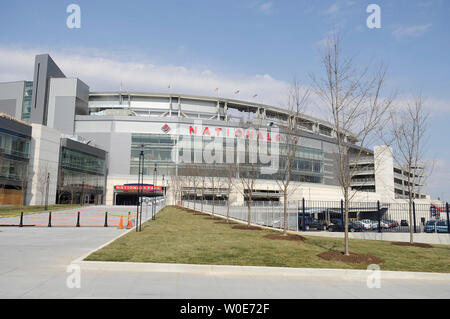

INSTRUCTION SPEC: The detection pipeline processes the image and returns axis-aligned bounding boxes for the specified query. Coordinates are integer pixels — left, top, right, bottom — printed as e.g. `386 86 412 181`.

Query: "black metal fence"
301 200 449 233
182 199 450 234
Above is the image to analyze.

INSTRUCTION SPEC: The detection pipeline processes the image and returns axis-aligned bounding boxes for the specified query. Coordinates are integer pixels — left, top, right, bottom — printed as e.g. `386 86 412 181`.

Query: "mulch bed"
263 234 307 242
391 242 433 248
317 251 384 264
232 225 262 231
203 217 221 220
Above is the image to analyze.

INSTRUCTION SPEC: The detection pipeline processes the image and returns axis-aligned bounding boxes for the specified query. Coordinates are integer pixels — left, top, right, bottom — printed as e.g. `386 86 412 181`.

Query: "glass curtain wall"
130 133 324 183
57 147 106 204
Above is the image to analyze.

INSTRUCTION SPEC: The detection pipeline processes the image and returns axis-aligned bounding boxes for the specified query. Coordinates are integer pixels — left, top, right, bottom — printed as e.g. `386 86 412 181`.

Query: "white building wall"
374 145 395 202
0 81 25 119
26 124 61 205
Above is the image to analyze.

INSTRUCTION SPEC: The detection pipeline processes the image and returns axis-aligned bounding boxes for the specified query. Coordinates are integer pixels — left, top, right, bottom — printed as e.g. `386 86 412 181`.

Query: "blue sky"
0 0 449 199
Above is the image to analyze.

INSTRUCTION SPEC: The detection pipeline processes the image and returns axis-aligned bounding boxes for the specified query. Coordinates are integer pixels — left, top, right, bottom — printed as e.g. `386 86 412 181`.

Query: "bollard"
104 211 108 227
76 211 80 227
377 200 381 233
19 212 23 227
413 202 417 233
48 211 52 227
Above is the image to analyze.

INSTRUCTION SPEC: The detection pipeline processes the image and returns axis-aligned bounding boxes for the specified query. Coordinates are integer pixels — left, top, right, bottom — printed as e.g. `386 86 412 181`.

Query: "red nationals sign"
115 185 162 192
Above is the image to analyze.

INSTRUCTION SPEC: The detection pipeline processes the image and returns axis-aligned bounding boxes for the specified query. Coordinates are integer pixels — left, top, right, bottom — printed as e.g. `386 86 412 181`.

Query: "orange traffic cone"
118 216 124 229
126 212 132 229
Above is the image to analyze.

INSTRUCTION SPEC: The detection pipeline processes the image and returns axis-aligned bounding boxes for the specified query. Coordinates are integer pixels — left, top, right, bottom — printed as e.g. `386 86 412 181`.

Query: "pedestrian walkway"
0 205 140 227
0 205 448 298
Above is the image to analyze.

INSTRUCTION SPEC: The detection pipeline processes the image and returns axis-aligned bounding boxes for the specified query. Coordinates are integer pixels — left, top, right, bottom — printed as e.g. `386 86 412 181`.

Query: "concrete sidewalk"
77 260 450 280
0 204 449 299
0 205 139 227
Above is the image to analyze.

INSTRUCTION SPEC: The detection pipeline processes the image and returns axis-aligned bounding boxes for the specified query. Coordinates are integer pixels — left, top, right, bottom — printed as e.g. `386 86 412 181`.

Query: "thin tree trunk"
409 196 414 244
247 200 251 228
212 193 215 218
283 191 288 235
344 189 350 256
226 193 230 223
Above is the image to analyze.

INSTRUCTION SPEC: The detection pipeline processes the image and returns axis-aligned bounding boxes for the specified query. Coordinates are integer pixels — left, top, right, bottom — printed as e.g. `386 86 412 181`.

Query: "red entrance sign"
115 185 162 192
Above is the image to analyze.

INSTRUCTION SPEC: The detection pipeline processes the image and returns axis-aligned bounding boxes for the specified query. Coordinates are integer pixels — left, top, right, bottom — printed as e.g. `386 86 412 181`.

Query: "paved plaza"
0 206 449 298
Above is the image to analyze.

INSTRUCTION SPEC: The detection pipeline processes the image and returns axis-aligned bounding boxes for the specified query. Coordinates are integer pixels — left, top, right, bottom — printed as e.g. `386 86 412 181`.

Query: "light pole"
81 179 85 205
136 144 144 232
44 172 50 210
152 163 157 220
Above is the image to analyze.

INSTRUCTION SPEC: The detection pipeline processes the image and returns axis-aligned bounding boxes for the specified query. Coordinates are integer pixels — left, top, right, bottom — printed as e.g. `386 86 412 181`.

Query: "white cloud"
392 95 450 116
0 45 291 108
427 158 450 200
325 2 340 14
259 2 273 13
392 23 432 38
323 0 356 15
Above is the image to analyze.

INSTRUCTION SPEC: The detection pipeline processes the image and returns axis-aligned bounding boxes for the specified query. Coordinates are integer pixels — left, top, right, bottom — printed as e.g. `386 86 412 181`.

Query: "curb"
75 260 450 280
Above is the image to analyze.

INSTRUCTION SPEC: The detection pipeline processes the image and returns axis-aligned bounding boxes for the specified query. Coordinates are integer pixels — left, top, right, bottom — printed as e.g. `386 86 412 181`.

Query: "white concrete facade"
374 145 395 202
26 124 61 205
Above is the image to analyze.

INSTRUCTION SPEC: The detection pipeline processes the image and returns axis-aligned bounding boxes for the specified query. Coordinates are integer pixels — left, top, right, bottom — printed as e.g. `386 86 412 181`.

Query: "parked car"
400 220 409 226
359 219 373 230
371 220 379 229
299 217 328 231
380 220 391 229
384 220 399 228
328 219 363 232
425 220 437 233
368 220 389 229
436 220 449 233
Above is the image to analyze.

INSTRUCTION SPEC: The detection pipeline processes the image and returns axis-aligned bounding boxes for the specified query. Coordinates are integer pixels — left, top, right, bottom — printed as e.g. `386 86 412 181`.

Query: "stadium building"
0 54 430 206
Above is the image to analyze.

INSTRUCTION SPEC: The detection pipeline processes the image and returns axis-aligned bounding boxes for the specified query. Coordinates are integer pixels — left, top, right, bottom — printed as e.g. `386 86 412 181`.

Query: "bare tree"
169 172 183 206
37 164 50 206
276 80 310 235
183 164 200 209
224 163 236 223
390 95 429 244
196 165 207 213
208 170 220 218
310 30 393 255
236 139 258 228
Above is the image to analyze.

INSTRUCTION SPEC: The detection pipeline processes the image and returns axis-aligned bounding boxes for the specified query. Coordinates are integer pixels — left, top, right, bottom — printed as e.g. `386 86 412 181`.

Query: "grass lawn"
0 204 83 216
85 206 450 273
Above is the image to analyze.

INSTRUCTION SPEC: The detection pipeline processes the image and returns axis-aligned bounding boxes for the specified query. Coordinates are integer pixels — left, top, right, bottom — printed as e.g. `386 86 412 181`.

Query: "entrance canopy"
115 184 163 192
114 184 164 205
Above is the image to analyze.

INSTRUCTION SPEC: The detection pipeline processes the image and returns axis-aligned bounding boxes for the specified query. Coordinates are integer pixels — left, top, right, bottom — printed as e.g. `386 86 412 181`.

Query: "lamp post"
81 179 85 205
136 144 144 232
152 163 157 220
44 172 50 210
